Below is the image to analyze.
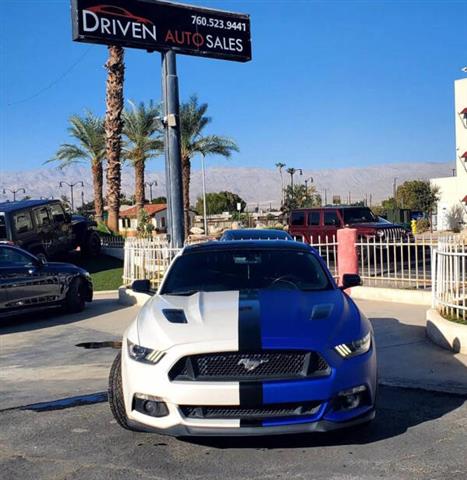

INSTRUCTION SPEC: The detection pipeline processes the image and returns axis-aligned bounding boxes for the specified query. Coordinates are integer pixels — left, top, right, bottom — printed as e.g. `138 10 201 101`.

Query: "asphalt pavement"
0 293 466 479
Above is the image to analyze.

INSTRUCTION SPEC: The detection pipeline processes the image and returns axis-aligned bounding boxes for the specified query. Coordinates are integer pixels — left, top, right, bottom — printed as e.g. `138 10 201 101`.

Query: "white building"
431 77 467 231
119 204 168 234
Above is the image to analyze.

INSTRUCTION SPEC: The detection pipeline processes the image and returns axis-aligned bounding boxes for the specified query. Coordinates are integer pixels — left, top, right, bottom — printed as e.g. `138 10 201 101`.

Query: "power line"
6 47 92 107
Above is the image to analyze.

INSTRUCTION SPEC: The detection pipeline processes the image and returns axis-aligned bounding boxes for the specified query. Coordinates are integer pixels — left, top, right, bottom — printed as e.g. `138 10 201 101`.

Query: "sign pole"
162 50 184 248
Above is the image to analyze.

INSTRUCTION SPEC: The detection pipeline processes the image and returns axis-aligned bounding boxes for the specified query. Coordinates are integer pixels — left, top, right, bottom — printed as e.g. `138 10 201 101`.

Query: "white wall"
431 78 467 230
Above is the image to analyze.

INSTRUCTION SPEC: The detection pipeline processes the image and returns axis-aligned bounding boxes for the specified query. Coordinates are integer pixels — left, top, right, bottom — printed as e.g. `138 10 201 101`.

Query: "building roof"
461 152 467 159
462 195 467 203
460 107 467 115
120 203 167 218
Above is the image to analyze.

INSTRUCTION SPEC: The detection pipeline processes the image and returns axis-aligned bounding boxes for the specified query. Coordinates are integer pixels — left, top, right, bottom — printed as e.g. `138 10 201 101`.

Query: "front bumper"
120 340 377 437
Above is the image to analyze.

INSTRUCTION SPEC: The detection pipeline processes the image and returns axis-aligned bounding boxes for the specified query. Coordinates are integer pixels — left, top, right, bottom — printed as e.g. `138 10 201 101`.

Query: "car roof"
222 229 292 240
292 205 371 210
183 239 312 254
0 199 59 213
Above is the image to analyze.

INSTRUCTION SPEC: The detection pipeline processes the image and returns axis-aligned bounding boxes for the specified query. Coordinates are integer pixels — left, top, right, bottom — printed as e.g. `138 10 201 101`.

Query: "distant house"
119 204 168 233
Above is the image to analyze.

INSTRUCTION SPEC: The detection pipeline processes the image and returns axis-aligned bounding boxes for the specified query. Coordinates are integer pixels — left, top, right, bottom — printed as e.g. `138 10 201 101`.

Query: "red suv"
288 206 410 243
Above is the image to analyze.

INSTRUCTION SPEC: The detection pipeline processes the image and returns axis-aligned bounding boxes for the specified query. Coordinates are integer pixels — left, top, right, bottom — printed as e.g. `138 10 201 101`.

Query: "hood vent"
162 309 188 324
310 304 333 320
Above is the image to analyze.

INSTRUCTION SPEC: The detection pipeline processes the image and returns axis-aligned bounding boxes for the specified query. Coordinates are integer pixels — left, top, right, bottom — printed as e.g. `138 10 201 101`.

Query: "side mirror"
131 279 152 294
340 273 362 290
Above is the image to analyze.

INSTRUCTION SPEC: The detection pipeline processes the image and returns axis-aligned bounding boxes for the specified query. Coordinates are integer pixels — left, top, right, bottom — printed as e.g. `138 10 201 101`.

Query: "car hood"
135 289 367 352
44 262 89 276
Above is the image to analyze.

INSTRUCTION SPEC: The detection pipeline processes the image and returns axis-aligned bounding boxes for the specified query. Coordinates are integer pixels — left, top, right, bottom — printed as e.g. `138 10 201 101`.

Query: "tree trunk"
104 45 125 233
134 159 145 212
91 161 104 223
182 155 191 238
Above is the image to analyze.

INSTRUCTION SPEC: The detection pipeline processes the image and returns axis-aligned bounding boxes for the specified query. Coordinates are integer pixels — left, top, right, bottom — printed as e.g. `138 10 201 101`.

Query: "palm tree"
47 112 105 222
122 101 163 212
105 45 125 233
275 162 286 207
180 95 239 237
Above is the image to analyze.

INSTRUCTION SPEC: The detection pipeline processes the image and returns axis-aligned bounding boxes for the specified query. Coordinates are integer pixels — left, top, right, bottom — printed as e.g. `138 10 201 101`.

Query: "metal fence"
99 233 125 249
356 235 438 289
123 238 181 289
121 233 442 291
432 236 467 322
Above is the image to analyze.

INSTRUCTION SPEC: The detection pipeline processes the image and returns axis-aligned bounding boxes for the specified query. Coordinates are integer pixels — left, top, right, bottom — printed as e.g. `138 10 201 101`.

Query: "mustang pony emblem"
237 358 269 371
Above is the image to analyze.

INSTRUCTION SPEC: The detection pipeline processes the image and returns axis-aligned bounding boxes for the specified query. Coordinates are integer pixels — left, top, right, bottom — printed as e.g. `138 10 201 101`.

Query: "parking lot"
1 294 466 479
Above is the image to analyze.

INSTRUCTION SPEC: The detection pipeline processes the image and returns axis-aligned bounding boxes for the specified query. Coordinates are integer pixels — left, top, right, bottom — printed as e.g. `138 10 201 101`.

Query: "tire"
64 278 86 313
108 353 135 430
82 231 101 257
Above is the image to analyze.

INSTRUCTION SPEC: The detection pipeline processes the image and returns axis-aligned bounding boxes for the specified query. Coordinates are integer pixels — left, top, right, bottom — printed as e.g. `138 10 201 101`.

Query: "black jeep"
0 199 101 260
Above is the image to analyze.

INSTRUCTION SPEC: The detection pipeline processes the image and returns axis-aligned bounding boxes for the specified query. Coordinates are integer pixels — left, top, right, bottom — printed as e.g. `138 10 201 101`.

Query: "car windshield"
0 214 6 239
161 249 332 294
342 208 377 224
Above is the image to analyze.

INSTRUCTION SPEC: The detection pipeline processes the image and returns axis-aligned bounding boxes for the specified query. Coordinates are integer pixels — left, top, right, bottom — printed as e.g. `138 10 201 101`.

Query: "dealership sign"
71 0 251 62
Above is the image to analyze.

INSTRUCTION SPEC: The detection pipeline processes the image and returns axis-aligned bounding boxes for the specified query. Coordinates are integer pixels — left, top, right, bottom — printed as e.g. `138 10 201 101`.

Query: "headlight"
376 229 385 238
127 340 166 364
334 332 371 358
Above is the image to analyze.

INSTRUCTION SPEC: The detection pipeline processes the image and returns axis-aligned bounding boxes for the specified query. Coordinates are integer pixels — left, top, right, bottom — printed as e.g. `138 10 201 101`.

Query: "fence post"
337 228 358 288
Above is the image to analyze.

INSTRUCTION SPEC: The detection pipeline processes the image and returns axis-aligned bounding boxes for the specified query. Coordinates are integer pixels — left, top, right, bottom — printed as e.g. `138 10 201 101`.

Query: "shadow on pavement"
183 385 466 449
0 297 130 334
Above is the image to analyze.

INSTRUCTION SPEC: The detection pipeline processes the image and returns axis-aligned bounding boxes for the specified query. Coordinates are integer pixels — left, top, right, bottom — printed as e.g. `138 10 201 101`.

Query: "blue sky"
1 0 466 173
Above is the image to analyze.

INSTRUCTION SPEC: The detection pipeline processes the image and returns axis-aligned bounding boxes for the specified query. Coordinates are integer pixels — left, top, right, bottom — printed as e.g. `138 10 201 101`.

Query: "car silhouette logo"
237 358 269 371
87 4 153 25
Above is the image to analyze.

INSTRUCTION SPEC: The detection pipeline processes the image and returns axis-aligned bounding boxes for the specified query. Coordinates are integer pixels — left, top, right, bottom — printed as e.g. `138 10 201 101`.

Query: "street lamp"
286 168 303 188
59 181 84 212
3 188 25 202
145 180 158 202
393 177 398 204
304 177 313 191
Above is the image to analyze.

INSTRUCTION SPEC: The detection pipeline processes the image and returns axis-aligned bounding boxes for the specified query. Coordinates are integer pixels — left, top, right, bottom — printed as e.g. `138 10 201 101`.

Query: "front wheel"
108 353 136 430
81 231 101 257
64 278 85 313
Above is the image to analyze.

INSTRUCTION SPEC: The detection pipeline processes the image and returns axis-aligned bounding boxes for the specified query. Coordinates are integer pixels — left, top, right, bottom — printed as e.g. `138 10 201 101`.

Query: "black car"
0 244 93 318
220 228 294 241
0 199 101 260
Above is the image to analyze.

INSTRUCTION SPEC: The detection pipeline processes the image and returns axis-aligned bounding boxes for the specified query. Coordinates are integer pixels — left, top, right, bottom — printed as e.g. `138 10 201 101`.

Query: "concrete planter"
426 308 467 354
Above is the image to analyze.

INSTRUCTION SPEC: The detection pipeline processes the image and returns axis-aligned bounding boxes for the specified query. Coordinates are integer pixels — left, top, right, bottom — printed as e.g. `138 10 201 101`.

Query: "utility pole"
324 188 328 205
59 181 83 212
304 177 313 191
393 177 398 204
3 188 25 202
145 180 158 202
162 50 184 248
200 154 208 236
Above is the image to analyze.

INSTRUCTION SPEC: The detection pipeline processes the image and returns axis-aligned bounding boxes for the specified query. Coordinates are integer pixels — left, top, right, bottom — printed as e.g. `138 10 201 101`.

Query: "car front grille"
383 227 407 241
180 402 321 421
168 351 330 382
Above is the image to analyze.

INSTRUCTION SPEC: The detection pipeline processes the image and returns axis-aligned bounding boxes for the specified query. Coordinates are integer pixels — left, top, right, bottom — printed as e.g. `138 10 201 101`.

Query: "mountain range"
0 161 454 209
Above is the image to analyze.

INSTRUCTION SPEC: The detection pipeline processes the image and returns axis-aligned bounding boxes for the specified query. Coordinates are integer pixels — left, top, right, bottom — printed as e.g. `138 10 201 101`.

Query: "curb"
93 290 119 296
426 308 467 354
352 286 431 305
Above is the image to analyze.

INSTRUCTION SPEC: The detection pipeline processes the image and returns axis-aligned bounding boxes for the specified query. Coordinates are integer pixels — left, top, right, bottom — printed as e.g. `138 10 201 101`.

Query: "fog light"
134 395 169 418
334 385 367 411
